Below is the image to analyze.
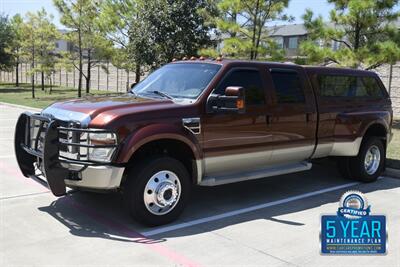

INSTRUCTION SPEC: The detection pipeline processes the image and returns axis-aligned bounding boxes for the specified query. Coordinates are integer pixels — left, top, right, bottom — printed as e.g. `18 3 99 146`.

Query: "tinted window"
360 77 384 97
318 75 383 97
216 69 265 105
270 69 305 103
133 63 221 99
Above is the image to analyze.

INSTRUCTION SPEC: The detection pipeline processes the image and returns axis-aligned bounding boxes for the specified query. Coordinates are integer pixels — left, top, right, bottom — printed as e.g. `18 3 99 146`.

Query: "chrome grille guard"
14 112 119 196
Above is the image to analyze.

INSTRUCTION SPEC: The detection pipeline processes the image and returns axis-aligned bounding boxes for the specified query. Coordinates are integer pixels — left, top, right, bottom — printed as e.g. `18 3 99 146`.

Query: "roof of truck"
171 58 300 67
171 59 378 76
303 65 378 77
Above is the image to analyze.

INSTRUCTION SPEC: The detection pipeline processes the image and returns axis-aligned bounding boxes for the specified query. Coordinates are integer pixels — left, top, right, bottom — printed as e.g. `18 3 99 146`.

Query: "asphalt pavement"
1 103 399 267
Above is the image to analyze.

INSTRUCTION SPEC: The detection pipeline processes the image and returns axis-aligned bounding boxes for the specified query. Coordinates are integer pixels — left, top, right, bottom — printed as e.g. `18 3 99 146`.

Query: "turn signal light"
236 99 244 109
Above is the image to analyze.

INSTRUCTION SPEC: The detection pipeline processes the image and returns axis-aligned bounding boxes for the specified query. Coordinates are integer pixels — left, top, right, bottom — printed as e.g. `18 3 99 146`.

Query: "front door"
201 66 274 177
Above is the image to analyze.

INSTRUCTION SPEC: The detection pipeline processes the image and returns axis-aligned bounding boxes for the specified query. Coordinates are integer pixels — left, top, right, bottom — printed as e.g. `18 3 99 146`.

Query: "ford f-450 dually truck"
15 59 393 226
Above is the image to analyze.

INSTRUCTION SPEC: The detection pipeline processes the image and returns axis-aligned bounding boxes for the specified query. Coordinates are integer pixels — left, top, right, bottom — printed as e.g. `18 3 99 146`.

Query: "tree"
83 28 114 93
8 14 23 86
54 0 86 97
0 14 14 71
19 9 58 98
35 9 59 91
99 0 164 83
100 0 216 83
300 0 400 69
20 12 41 98
143 0 216 65
55 0 114 95
211 0 291 60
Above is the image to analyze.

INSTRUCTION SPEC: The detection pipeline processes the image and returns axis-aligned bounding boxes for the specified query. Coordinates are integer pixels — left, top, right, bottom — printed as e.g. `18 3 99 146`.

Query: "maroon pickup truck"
15 59 393 226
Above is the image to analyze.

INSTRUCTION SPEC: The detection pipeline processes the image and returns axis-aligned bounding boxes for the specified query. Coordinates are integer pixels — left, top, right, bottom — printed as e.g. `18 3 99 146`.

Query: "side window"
318 75 384 97
270 69 305 103
215 69 265 105
360 77 383 97
318 75 355 97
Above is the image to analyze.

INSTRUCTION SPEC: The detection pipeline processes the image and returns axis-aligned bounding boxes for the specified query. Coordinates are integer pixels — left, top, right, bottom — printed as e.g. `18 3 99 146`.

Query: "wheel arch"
361 121 389 148
117 124 203 185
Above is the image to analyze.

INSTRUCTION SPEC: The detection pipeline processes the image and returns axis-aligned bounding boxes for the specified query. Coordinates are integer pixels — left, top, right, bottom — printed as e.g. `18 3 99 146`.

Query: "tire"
336 156 352 179
123 156 191 226
337 136 385 182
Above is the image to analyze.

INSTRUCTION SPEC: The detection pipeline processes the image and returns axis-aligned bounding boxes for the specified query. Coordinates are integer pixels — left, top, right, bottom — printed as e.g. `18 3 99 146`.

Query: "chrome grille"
58 122 90 161
23 113 118 165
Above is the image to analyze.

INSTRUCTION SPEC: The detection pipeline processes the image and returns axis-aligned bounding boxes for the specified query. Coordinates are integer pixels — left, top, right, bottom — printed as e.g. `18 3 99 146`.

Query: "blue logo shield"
320 191 387 255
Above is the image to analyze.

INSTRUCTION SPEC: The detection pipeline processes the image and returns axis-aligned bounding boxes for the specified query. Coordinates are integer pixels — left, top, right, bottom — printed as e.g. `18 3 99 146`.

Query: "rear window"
270 69 305 103
318 75 384 97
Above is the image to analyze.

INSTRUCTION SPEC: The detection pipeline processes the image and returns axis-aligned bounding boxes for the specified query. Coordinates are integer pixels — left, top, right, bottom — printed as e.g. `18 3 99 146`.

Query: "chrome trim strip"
203 145 315 177
311 143 334 159
41 106 91 127
312 137 363 158
195 159 203 184
330 137 363 157
204 149 273 176
200 161 312 186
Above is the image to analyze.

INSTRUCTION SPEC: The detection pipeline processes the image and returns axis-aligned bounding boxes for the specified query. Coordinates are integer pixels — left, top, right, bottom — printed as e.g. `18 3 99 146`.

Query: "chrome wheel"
364 145 381 175
143 170 181 216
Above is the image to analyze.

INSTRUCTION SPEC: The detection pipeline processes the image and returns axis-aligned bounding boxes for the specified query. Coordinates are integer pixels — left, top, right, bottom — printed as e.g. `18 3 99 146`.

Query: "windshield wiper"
128 90 138 97
152 90 174 100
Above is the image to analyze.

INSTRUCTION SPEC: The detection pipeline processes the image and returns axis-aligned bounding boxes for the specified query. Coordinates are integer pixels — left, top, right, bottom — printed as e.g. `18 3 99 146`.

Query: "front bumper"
63 164 125 189
14 112 124 196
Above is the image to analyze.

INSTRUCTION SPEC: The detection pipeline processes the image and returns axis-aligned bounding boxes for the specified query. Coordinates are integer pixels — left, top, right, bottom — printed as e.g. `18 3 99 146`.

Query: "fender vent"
182 118 201 134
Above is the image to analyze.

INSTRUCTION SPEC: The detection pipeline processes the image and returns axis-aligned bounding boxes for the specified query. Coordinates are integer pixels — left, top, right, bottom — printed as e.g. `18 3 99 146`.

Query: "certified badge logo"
337 191 370 219
321 190 387 255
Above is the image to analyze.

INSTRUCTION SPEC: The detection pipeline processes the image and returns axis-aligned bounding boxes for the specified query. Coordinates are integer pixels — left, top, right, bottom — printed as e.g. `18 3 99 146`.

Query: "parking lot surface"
1 103 399 267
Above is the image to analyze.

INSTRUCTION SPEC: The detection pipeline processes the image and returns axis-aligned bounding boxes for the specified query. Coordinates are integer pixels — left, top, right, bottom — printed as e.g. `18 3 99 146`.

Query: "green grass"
1 82 399 169
387 118 400 169
0 83 123 109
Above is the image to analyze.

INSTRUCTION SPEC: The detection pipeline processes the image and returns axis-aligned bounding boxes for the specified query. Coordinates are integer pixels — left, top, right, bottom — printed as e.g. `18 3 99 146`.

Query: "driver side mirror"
206 86 246 114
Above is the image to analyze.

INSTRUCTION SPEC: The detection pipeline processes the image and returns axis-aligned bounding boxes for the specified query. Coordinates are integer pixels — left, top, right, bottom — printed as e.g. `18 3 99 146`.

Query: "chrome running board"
199 161 312 186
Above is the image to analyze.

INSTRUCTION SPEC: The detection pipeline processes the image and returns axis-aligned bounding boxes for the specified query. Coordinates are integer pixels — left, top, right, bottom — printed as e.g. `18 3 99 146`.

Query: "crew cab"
14 59 393 226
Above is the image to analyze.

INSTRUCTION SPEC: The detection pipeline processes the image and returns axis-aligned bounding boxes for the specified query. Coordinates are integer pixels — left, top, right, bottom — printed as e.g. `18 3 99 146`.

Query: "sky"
0 0 398 29
0 0 336 29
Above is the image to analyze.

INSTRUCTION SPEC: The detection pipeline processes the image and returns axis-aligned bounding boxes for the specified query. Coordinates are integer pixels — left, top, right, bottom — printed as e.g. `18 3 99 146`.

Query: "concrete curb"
0 101 41 112
385 167 400 179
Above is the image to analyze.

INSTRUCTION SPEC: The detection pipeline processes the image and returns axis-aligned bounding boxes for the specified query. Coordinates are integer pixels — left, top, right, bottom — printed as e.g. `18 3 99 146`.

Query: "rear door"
265 66 317 164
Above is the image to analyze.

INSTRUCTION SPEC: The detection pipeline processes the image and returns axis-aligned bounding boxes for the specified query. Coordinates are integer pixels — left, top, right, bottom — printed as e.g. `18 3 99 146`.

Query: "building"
268 24 308 57
54 29 74 54
214 20 400 59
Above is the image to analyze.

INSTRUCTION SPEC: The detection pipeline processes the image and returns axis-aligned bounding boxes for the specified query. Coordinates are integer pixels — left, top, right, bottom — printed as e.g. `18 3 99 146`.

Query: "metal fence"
1 61 399 116
0 62 140 93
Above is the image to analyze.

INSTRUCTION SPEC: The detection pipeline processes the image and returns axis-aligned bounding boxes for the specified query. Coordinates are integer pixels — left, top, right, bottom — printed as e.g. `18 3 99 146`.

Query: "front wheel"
124 156 191 226
337 136 385 182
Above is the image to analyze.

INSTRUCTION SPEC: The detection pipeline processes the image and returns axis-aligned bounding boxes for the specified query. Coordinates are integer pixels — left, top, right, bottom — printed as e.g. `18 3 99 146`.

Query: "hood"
41 94 176 127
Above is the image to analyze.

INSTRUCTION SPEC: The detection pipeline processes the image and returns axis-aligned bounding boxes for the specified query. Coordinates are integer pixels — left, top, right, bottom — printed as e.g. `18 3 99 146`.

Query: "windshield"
132 63 221 99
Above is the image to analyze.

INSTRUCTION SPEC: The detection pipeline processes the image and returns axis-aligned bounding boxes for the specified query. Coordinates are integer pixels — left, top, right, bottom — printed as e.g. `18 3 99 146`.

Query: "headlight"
88 132 117 162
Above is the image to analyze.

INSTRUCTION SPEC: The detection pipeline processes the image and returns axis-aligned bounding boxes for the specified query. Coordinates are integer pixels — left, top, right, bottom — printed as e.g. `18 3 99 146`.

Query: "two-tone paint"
25 60 393 192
